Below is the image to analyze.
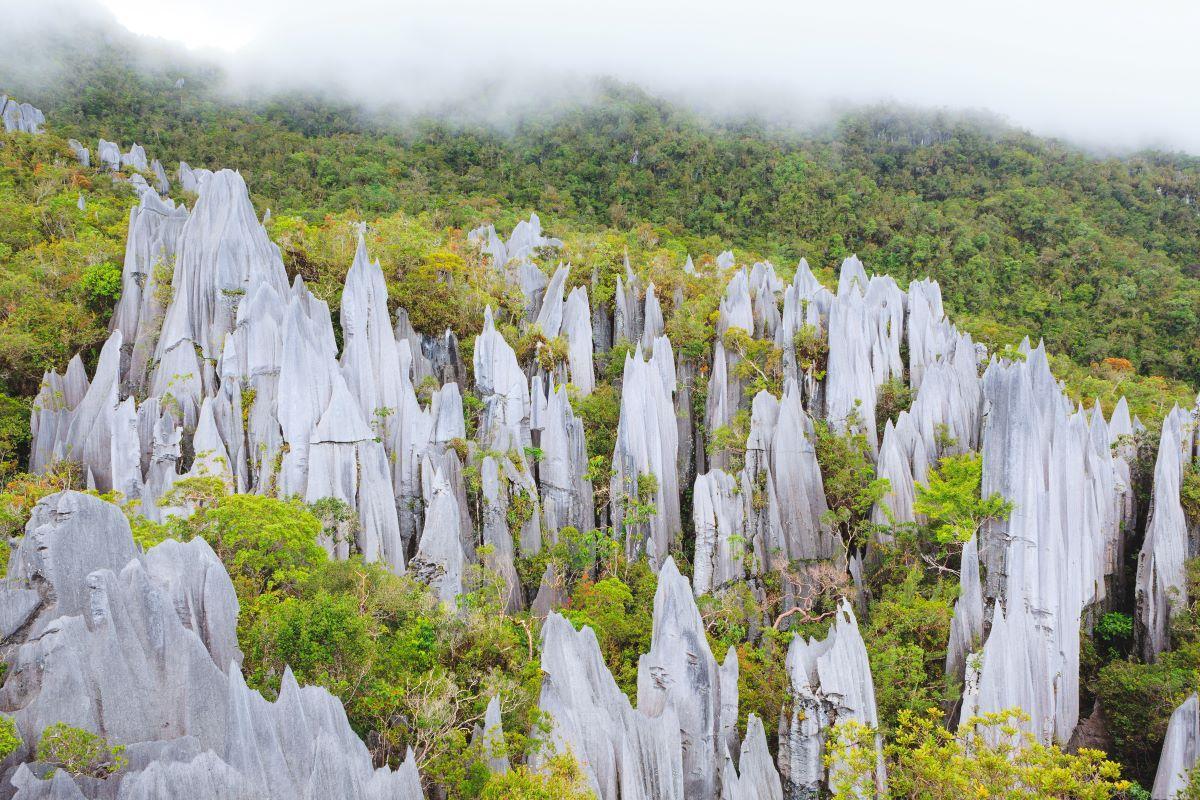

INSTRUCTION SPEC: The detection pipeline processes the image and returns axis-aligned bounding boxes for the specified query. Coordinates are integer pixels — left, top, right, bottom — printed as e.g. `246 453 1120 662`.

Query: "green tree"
914 452 1012 546
36 723 126 778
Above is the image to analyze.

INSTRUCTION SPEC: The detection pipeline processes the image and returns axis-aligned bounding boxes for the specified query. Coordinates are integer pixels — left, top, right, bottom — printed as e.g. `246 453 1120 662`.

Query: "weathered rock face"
636 558 735 800
67 139 90 167
611 338 680 569
535 613 684 800
111 189 190 394
0 492 424 800
1153 694 1200 799
1 96 45 134
778 601 885 798
722 715 784 800
825 259 904 455
1137 404 1198 660
563 286 595 395
470 696 511 776
411 462 468 608
962 340 1131 744
692 469 747 595
534 380 594 539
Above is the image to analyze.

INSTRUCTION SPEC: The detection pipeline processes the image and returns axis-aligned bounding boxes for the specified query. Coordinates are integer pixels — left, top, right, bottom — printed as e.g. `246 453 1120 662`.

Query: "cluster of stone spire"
1 491 425 799
9 99 1200 798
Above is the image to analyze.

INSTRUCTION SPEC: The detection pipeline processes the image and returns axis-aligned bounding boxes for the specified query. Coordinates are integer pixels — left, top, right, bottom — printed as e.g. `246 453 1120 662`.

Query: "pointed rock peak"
483 305 496 332
313 378 375 443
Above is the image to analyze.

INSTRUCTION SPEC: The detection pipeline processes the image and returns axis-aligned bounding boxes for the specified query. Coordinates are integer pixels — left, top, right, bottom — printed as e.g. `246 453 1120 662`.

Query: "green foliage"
1095 612 1134 661
792 323 828 378
180 493 327 595
1181 461 1200 521
1095 558 1200 784
813 416 889 548
863 568 957 731
478 753 594 799
562 561 657 695
826 708 1130 799
0 461 84 546
722 328 783 397
78 261 122 310
1096 652 1197 783
707 410 750 473
571 384 620 503
913 452 1013 546
35 723 126 778
0 393 31 478
0 130 133 396
0 715 20 761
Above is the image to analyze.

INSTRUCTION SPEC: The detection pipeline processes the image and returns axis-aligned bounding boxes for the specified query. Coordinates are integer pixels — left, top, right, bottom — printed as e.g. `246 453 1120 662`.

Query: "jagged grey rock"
0 491 424 799
470 696 511 775
535 613 683 800
721 715 783 800
97 139 121 172
692 470 746 595
536 380 594 539
945 535 984 685
778 601 885 798
972 340 1131 743
121 144 149 173
1153 694 1200 799
637 558 731 799
67 139 89 167
111 189 190 393
1 96 44 134
410 462 467 608
479 456 524 613
611 338 680 569
562 286 595 395
1137 404 1197 660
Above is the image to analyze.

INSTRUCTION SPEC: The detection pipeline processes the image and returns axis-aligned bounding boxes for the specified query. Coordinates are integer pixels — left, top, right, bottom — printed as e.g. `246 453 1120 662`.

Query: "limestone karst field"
2 5 1200 799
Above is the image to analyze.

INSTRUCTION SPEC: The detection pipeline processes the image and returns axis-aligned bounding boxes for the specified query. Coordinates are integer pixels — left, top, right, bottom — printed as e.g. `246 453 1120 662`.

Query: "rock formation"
0 491 424 800
1153 694 1200 799
1137 404 1198 660
611 338 680 569
778 601 885 798
1 97 44 134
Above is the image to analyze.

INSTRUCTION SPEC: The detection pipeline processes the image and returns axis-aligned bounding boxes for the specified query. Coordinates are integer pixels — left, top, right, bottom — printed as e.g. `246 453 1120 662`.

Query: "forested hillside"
2 10 1200 800
4 11 1200 388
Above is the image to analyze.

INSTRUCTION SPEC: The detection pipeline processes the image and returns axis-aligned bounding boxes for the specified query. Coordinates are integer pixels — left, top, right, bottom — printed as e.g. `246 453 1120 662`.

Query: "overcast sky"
70 0 1200 153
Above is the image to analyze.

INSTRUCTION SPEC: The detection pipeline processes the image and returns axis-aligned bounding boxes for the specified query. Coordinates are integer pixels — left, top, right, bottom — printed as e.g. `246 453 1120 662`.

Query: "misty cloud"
9 0 1200 153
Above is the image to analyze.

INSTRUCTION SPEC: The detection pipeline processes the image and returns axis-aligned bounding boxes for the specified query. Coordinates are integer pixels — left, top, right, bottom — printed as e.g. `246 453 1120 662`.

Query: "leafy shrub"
913 452 1012 546
1096 657 1196 784
478 752 593 799
813 417 888 548
562 561 657 695
0 715 20 760
1095 612 1134 661
181 493 327 595
36 723 126 778
78 261 122 310
875 376 913 437
826 708 1130 799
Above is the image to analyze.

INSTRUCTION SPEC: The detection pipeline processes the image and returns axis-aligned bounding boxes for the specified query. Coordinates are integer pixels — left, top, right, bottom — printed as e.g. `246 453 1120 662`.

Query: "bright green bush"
0 715 20 760
913 452 1012 546
78 261 122 310
35 723 126 778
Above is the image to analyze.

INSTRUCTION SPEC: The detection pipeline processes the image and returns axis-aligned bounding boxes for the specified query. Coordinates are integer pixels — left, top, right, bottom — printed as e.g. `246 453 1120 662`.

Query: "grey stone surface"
1153 694 1200 799
0 492 424 800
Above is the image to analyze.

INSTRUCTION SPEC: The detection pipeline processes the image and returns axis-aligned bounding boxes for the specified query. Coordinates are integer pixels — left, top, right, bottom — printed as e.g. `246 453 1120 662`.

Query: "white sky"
80 0 1200 153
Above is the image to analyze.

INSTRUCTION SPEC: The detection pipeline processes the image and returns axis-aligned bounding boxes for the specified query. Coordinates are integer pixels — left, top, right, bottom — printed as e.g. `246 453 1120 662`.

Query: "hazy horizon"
4 0 1200 155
